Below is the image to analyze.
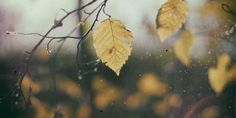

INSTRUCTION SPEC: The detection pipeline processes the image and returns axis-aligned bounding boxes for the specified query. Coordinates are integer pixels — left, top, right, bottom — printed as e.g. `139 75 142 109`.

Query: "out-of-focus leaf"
153 94 182 116
174 29 195 65
76 103 91 118
156 0 189 42
138 73 168 96
153 101 169 116
200 0 234 25
93 18 133 75
92 76 121 109
125 92 147 109
22 76 42 94
57 79 81 98
35 48 49 61
165 94 182 108
31 97 54 118
208 54 236 94
143 19 157 36
199 106 219 118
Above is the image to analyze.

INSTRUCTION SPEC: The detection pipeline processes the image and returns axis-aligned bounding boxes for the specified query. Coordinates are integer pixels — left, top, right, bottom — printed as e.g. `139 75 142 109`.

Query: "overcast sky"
0 0 207 55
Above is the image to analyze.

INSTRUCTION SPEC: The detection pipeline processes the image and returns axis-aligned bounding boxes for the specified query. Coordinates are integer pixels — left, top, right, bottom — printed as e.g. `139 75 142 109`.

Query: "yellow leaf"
174 29 194 65
93 18 133 75
76 104 91 118
137 73 168 96
22 76 42 94
156 0 189 42
208 54 236 94
199 106 219 118
125 92 147 109
92 76 121 109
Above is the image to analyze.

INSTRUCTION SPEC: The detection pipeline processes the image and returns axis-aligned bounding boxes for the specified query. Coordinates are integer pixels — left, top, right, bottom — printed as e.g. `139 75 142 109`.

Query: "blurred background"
0 0 236 118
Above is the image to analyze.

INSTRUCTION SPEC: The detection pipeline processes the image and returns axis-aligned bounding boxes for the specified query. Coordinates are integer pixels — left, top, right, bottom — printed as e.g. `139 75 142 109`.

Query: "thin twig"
76 0 108 68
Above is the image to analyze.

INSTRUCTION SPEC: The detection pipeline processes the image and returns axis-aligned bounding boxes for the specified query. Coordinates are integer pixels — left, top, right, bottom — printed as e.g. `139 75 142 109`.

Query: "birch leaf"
156 0 189 42
208 54 236 94
174 29 194 65
93 18 133 76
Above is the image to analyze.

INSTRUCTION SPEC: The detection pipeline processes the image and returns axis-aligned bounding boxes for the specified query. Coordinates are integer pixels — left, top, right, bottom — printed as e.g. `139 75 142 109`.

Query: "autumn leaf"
93 18 133 76
156 0 189 42
92 76 120 108
208 54 236 94
138 73 168 96
174 28 194 65
22 76 42 94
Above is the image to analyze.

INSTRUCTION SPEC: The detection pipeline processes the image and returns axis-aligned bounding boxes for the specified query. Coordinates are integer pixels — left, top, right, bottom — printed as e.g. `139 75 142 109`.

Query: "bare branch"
14 0 101 105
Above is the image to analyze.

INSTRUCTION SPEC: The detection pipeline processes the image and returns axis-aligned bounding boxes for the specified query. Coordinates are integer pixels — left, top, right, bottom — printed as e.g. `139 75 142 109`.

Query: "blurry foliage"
92 76 120 109
208 54 236 94
137 73 168 97
156 0 189 42
198 106 220 118
174 28 195 65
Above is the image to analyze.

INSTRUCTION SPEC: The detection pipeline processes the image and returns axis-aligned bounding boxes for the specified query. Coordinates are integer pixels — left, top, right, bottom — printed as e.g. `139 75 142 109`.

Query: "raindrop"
15 101 18 105
15 93 19 97
96 59 100 63
138 74 142 77
197 93 201 96
76 21 84 28
6 31 10 34
208 51 212 55
94 68 98 72
225 30 230 36
78 75 83 80
229 26 234 34
47 50 52 55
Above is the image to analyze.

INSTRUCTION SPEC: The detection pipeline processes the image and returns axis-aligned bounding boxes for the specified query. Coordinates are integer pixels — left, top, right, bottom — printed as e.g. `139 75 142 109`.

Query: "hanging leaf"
174 28 194 65
156 0 189 42
93 18 133 76
208 54 236 95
